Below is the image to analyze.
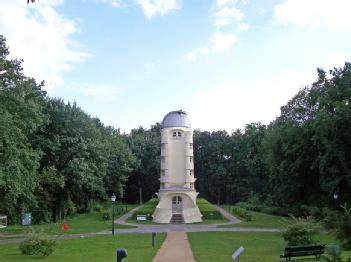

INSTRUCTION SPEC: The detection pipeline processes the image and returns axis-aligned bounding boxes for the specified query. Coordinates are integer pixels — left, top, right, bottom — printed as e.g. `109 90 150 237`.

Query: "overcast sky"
1 0 351 132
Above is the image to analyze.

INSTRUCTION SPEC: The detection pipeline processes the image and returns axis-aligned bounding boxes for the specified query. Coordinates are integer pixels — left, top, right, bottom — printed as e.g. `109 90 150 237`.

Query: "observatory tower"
153 110 202 223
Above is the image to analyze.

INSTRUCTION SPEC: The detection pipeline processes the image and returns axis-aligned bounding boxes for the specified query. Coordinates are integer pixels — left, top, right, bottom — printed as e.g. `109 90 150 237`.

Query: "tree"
0 36 46 222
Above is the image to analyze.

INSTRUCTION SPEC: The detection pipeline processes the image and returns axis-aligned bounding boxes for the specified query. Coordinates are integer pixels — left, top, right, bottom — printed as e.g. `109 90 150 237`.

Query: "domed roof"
162 110 191 128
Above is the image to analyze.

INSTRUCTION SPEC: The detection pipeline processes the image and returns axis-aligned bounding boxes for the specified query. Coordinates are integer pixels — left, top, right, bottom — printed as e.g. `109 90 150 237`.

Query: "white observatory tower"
153 110 202 223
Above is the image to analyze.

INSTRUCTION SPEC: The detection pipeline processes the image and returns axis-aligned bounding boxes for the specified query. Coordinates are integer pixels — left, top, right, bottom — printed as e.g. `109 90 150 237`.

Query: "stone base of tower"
152 188 202 224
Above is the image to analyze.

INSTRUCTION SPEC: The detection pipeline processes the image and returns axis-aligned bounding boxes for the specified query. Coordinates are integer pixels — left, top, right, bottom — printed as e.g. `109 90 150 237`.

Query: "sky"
1 0 351 132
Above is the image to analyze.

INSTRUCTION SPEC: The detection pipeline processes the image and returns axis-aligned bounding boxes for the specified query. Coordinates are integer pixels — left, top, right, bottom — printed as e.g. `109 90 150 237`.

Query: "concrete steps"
171 214 184 224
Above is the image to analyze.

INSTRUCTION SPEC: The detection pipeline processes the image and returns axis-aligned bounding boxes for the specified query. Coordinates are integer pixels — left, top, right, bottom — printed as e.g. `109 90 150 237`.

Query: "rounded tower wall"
161 127 193 185
154 110 202 223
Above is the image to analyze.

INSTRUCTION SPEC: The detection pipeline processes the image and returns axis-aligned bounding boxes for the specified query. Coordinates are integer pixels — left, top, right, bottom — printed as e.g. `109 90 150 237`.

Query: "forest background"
1 35 350 224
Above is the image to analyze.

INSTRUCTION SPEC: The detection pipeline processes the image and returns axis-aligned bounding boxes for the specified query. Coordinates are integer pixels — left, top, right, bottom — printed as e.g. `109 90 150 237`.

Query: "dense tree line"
195 64 351 211
0 36 135 223
1 36 350 224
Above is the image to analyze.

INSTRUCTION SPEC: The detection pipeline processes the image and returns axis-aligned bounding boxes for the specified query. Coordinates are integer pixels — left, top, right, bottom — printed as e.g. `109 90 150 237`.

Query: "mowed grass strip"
0 233 166 262
188 232 350 262
220 206 288 228
197 198 228 224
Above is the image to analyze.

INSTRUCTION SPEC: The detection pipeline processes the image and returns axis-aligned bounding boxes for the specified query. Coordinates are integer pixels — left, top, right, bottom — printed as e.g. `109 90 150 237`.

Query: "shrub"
337 204 351 250
93 203 103 212
321 207 340 229
201 211 223 220
231 207 252 222
281 215 321 246
236 201 289 216
19 233 56 257
323 245 351 262
236 202 263 212
247 192 261 205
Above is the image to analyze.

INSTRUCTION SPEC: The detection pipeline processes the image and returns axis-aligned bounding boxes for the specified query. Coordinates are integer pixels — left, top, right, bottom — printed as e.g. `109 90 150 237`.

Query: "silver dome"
162 110 191 128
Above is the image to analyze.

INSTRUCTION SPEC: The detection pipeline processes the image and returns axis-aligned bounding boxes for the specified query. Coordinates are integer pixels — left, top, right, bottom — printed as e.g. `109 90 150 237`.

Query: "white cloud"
188 77 313 131
181 0 243 64
111 1 122 7
216 0 235 7
274 0 351 28
182 46 210 64
137 0 181 19
182 32 235 64
97 0 124 8
215 6 243 28
0 0 88 90
211 32 236 52
78 84 119 102
258 7 265 16
239 23 249 32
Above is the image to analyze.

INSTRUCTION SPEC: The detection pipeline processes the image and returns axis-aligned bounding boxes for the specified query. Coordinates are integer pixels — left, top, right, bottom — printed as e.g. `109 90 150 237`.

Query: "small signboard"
232 246 245 260
22 213 32 226
137 215 147 221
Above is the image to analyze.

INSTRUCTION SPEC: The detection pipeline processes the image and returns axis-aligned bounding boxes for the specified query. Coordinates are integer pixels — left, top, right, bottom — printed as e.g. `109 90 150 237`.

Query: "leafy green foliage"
131 198 158 219
0 36 135 224
19 232 56 257
194 123 269 205
323 245 351 262
124 125 160 204
230 206 252 222
281 215 321 246
196 198 223 220
337 204 351 249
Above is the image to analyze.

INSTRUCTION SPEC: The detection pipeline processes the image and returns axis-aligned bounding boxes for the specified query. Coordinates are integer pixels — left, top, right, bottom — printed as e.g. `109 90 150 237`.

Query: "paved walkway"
152 232 195 262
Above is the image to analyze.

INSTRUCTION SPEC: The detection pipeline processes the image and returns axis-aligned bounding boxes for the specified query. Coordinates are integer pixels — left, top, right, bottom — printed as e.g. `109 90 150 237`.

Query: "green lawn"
0 233 166 262
220 205 288 228
127 198 158 224
188 231 351 262
197 198 228 224
127 198 228 224
3 203 137 237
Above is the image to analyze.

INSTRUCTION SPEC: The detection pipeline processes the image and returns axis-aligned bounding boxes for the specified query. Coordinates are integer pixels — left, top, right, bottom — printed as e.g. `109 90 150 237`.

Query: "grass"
127 198 159 224
188 231 351 262
220 205 289 228
197 198 218 212
197 198 228 224
2 203 137 238
127 197 229 224
0 233 166 262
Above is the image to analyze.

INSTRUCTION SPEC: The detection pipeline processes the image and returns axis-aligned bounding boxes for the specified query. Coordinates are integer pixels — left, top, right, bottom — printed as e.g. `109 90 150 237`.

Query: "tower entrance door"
172 196 182 213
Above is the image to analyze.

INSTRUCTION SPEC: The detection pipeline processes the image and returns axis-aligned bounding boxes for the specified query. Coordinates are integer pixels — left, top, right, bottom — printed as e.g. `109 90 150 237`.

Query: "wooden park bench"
280 244 325 261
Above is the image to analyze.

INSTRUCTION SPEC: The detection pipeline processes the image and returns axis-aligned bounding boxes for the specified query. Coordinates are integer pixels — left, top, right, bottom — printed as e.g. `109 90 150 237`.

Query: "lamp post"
333 193 338 200
111 193 116 235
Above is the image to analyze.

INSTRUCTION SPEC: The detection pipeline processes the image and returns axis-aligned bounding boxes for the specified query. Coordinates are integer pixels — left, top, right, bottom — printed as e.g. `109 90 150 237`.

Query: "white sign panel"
232 246 245 260
137 215 147 221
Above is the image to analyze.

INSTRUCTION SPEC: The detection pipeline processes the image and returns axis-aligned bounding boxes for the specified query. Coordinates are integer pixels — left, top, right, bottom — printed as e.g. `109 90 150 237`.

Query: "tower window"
189 170 192 176
161 170 165 176
177 131 182 137
189 143 193 148
189 156 193 162
190 183 193 189
161 156 165 163
173 132 177 137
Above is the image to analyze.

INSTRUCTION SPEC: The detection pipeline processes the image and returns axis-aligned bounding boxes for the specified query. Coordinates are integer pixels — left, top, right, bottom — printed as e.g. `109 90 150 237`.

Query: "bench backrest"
285 245 325 253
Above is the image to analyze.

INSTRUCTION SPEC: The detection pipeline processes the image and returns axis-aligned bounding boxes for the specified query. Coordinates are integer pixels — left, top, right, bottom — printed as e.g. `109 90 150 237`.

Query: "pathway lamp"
111 193 116 235
333 193 338 200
